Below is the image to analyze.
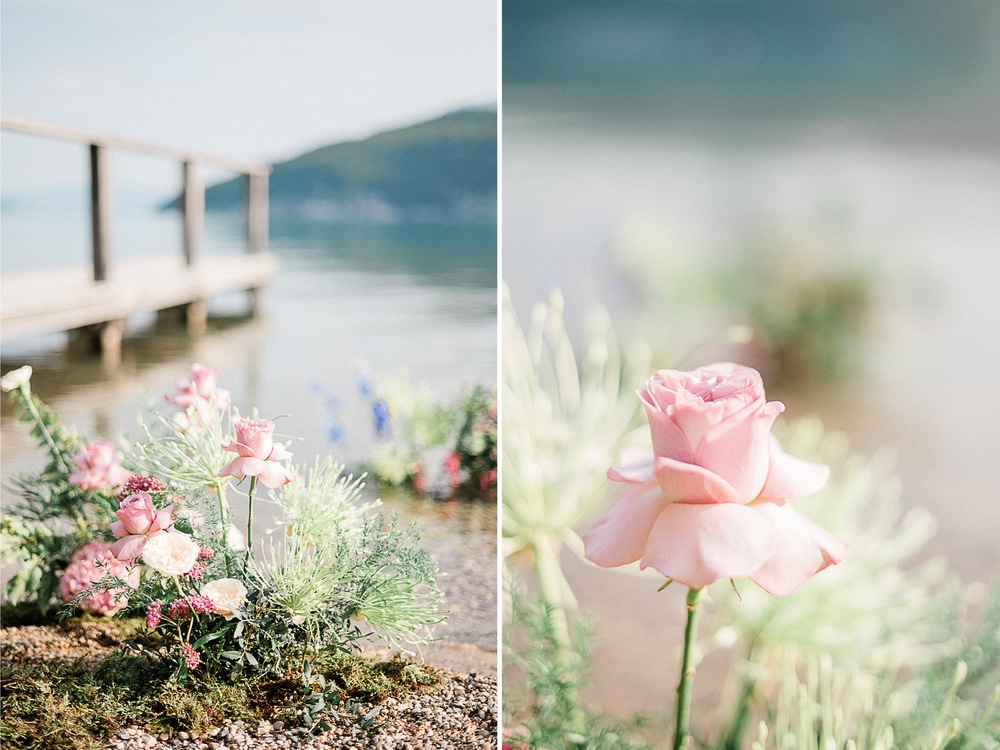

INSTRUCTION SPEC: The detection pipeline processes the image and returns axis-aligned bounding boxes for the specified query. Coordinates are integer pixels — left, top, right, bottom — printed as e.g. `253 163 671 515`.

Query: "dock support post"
247 170 269 255
89 143 113 282
182 159 204 266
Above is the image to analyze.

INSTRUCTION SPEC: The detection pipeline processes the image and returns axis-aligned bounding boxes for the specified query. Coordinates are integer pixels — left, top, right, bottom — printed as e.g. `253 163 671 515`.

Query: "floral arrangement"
501 288 999 750
360 374 497 499
1 364 444 684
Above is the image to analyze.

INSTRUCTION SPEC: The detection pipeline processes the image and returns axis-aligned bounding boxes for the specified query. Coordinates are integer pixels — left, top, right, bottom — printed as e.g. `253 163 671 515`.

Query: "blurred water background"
502 0 1000 722
0 192 498 667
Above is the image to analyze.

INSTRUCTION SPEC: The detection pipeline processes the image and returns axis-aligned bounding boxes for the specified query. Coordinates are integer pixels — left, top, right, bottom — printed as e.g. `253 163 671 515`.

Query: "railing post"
89 143 113 281
182 159 204 266
247 169 268 254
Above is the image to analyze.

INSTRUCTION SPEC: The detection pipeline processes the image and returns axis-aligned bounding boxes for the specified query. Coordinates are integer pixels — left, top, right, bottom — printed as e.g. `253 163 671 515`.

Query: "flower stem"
674 586 704 750
531 533 586 739
215 484 232 577
245 476 257 569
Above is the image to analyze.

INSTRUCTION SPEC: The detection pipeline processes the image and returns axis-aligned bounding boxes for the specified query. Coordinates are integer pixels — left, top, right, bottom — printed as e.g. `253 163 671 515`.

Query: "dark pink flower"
117 475 167 502
180 642 201 670
219 418 293 489
68 439 133 491
146 601 163 629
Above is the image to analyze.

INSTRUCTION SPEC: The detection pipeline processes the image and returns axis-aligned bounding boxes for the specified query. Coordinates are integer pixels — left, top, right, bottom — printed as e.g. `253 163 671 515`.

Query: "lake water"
0 206 498 667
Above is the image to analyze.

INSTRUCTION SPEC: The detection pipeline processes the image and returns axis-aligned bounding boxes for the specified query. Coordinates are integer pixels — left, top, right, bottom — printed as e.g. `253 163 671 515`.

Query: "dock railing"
0 115 277 364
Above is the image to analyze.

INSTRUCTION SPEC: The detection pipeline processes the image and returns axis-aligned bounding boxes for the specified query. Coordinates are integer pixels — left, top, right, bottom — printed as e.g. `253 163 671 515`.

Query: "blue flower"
373 399 391 439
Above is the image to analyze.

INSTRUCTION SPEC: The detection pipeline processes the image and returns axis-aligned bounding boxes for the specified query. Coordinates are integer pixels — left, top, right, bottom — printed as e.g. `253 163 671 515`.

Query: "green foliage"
503 578 653 750
1 382 118 611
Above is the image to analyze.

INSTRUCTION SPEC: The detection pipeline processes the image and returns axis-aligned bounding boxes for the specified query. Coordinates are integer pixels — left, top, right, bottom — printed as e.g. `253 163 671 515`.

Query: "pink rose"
109 491 174 560
584 363 847 596
167 363 230 410
68 439 133 491
218 418 293 489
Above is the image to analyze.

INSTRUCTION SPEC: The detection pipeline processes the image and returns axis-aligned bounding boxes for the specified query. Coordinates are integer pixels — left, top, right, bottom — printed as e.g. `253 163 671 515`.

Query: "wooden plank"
0 253 280 342
1 114 269 176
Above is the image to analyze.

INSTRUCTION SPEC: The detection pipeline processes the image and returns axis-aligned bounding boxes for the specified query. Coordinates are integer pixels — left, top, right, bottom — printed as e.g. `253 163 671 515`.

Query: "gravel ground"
0 620 498 749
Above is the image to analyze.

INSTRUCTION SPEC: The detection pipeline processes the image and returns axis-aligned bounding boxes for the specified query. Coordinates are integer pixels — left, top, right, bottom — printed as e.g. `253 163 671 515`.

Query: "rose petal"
254 460 294 489
109 535 147 562
219 456 267 481
641 402 694 463
758 436 830 500
747 499 848 596
583 480 669 568
652 456 743 504
221 439 257 459
267 443 293 462
608 447 655 484
695 399 783 500
639 502 777 588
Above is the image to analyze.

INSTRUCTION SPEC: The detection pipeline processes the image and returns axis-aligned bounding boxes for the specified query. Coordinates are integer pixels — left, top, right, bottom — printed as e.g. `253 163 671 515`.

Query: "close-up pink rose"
109 491 174 560
218 418 294 489
68 439 134 491
584 363 847 596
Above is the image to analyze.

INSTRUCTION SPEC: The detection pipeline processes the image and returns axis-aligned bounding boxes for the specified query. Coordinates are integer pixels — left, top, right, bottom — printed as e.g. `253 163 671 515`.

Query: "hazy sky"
0 1 497 194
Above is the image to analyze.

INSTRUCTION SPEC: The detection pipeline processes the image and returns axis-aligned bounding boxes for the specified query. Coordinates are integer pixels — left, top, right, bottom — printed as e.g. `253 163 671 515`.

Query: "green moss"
0 639 446 749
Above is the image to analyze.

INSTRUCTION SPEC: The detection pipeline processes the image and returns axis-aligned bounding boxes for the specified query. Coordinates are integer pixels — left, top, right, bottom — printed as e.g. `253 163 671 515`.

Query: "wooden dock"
0 115 278 364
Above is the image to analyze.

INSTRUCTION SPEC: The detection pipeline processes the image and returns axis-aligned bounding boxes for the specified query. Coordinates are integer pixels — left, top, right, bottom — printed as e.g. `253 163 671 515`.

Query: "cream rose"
141 531 200 577
201 578 248 620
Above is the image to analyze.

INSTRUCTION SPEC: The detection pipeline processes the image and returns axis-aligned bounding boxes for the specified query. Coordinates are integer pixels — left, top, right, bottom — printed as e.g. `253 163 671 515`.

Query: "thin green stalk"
215 484 232 577
674 587 704 750
173 576 202 641
245 476 257 569
17 385 69 470
531 533 586 739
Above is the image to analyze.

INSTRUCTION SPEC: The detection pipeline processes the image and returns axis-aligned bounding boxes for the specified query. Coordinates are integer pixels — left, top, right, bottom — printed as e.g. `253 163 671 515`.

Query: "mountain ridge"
181 106 497 224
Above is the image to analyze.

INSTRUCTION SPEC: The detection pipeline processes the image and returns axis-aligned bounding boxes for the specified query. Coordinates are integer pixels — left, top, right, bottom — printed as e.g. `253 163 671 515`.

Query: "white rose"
201 578 248 620
1 366 32 392
141 531 200 577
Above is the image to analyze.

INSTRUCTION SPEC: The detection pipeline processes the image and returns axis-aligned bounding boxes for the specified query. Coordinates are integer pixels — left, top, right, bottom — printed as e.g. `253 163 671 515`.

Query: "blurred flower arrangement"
1 364 444 684
501 288 999 749
613 219 876 388
358 373 497 499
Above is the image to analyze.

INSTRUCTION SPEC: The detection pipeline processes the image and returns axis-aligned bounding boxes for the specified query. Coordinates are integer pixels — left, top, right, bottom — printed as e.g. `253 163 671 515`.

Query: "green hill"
197 107 496 224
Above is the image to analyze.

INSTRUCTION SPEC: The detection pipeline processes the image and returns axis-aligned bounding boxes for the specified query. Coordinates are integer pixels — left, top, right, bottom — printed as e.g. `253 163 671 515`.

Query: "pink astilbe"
180 642 201 670
117 475 167 502
59 541 140 616
167 595 214 621
146 601 163 629
219 418 294 489
68 439 133 491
